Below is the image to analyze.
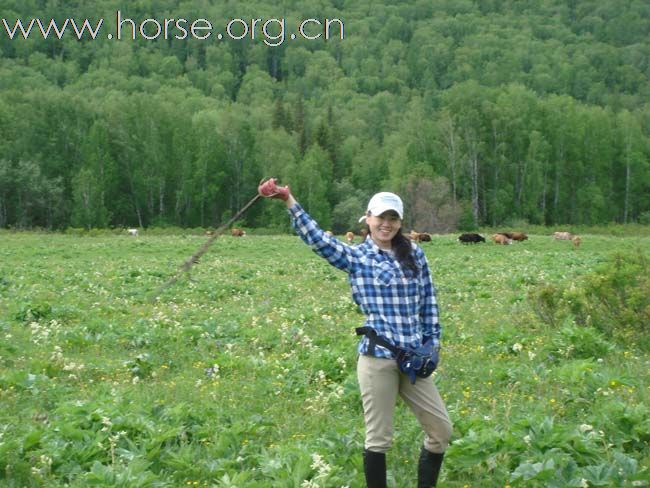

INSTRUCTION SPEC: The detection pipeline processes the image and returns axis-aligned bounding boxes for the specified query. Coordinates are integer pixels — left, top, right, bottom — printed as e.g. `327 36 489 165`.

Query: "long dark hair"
393 232 418 275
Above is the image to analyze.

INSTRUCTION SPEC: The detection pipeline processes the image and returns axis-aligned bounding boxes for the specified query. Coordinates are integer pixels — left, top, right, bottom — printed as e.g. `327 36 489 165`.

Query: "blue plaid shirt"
288 203 441 359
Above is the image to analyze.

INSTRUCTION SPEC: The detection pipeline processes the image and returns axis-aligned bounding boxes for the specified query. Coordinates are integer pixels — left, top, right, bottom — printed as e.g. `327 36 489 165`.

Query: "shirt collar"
362 236 393 256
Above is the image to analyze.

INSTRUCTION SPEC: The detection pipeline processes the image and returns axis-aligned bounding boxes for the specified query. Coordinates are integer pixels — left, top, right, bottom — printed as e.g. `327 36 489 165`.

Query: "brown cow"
572 235 582 248
492 233 513 245
360 228 369 240
231 228 246 237
345 231 355 243
410 230 432 243
554 231 573 240
511 232 528 241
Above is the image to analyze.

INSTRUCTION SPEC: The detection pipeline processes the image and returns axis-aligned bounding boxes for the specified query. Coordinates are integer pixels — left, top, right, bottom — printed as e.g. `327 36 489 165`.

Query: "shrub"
528 250 650 350
574 251 649 331
553 321 613 359
528 284 563 328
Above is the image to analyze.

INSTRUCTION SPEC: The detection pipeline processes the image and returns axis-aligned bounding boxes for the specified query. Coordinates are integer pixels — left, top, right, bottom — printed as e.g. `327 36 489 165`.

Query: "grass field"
1 231 649 487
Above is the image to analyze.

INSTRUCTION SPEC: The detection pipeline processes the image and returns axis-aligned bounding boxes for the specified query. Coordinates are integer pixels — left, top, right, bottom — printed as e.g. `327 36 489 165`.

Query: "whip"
151 192 262 299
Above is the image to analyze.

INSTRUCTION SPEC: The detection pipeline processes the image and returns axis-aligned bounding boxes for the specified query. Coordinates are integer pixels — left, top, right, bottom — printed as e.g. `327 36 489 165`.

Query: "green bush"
552 321 613 359
528 283 563 328
529 250 650 350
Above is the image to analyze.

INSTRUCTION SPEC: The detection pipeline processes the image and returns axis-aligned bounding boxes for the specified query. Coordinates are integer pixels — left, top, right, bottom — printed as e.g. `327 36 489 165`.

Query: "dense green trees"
0 0 648 231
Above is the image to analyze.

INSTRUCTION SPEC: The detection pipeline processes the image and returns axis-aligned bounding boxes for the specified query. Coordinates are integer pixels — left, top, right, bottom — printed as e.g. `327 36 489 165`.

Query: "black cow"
458 233 486 244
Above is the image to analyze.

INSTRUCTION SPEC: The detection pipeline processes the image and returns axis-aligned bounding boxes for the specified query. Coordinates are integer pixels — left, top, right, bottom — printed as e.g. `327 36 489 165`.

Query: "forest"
0 0 649 233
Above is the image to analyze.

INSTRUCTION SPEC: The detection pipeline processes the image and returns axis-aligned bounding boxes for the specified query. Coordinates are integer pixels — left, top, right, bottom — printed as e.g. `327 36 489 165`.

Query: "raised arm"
284 193 297 209
258 178 358 273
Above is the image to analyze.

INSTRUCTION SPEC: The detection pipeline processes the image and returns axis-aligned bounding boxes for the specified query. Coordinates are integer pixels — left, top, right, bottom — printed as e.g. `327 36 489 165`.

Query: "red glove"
258 178 290 201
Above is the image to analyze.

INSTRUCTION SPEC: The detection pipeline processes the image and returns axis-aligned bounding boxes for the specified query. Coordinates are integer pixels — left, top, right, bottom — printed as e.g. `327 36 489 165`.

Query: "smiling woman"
258 178 451 487
360 192 403 250
358 192 421 286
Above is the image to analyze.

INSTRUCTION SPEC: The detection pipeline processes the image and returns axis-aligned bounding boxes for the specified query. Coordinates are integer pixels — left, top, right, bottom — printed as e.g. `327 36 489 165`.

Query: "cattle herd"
457 230 581 247
465 231 530 245
340 229 582 248
456 230 582 247
213 227 582 248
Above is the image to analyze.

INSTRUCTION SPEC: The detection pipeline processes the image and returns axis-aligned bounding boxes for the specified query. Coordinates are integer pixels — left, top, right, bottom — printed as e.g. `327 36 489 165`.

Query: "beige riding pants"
357 354 453 454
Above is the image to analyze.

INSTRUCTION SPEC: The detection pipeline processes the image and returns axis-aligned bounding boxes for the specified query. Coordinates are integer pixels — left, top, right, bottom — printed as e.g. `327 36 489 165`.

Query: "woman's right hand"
258 178 290 201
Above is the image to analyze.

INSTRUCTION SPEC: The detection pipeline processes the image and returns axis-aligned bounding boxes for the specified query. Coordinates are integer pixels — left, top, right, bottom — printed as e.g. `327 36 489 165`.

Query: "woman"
258 179 452 487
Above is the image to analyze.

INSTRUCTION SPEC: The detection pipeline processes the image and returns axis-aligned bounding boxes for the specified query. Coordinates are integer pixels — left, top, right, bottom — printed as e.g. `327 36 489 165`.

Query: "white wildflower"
310 453 332 478
101 416 112 432
512 343 523 353
50 346 64 362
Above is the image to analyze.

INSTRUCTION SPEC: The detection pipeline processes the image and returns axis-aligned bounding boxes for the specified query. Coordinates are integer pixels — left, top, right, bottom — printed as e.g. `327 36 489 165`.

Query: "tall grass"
1 232 648 487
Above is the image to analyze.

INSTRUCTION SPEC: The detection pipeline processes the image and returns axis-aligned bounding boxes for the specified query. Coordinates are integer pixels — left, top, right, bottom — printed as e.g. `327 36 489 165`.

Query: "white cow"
127 228 139 236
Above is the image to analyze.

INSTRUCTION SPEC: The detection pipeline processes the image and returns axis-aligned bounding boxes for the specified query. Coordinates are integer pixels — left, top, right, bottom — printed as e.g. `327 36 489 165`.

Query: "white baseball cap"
358 192 404 223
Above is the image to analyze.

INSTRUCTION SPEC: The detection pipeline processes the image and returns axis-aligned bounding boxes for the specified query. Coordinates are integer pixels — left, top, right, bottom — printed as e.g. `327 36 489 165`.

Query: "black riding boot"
363 449 387 488
417 447 444 487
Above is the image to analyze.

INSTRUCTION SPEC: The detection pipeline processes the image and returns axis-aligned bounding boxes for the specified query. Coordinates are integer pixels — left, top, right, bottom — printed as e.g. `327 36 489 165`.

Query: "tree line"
0 0 648 233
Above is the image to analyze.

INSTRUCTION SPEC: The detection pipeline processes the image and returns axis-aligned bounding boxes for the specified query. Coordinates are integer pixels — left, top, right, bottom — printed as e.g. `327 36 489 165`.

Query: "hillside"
0 0 649 231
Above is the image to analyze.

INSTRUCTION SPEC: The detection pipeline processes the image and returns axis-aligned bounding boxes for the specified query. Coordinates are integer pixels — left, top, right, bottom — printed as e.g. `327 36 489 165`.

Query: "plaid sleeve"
287 203 356 273
416 247 441 346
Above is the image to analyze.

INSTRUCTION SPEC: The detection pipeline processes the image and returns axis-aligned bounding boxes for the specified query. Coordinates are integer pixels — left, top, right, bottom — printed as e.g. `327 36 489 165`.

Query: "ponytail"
393 232 418 276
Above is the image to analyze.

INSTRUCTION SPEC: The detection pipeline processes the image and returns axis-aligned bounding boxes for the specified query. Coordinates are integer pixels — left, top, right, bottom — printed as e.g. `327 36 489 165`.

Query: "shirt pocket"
374 261 397 287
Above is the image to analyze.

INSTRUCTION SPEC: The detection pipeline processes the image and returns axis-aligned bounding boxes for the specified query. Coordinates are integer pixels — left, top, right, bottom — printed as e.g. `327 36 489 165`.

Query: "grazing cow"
492 233 513 245
458 233 486 244
231 228 246 237
554 231 573 240
345 231 355 243
410 230 432 243
572 235 582 248
497 232 514 239
511 232 528 241
127 228 139 236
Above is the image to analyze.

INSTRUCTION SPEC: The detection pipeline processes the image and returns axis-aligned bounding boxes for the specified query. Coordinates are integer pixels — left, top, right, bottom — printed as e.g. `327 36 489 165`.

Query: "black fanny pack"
356 326 439 384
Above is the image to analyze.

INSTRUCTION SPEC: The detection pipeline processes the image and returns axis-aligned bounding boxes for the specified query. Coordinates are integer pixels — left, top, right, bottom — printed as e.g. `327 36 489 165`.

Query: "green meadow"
1 231 648 487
